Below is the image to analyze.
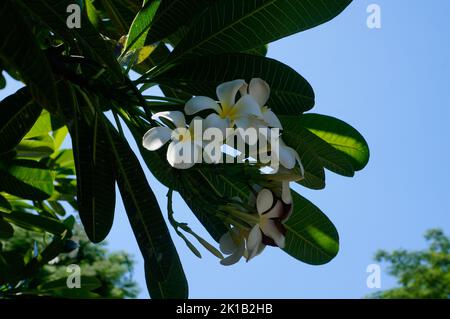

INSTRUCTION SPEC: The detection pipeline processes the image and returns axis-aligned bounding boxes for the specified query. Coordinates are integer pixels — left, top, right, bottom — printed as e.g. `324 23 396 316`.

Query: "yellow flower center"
219 103 238 120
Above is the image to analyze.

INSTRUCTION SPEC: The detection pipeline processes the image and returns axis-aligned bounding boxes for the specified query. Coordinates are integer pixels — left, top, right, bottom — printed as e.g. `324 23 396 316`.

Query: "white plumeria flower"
239 78 283 129
273 138 304 173
246 184 293 260
252 130 305 173
142 111 203 169
185 79 262 130
219 227 246 266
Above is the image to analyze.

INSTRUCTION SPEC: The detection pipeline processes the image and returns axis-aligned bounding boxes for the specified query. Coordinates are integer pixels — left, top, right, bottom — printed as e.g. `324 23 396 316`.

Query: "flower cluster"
219 181 293 265
142 78 304 265
142 78 303 171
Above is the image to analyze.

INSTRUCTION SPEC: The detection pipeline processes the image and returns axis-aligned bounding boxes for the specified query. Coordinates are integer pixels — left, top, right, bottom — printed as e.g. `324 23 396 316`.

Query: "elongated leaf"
0 71 6 89
0 194 12 212
281 126 325 190
154 53 314 114
24 110 62 139
0 211 69 236
125 0 161 51
84 0 100 29
22 0 123 80
16 135 55 158
244 44 268 56
39 276 101 292
0 0 58 112
104 121 188 299
69 89 116 243
0 159 54 200
145 0 214 44
0 217 14 239
280 115 355 177
0 88 42 153
171 0 352 59
0 251 25 286
301 114 370 170
284 191 339 265
98 0 141 36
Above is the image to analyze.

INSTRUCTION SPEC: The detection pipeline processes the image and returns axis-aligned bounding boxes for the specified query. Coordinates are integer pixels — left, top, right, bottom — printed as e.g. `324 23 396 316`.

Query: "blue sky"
2 0 450 298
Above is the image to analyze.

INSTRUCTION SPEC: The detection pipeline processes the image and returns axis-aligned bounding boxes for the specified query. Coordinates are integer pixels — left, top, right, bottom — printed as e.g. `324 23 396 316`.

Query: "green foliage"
0 1 58 112
154 53 315 115
169 0 352 59
284 192 339 265
0 0 369 298
370 229 450 299
2 226 139 299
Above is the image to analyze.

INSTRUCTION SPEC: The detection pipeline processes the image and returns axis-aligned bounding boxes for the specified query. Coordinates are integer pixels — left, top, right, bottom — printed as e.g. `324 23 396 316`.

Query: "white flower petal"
239 82 249 96
142 127 172 151
203 113 230 138
232 117 250 130
166 141 202 169
263 200 284 219
260 220 285 248
262 109 283 129
216 79 246 108
276 142 296 169
282 181 292 204
185 96 221 115
234 95 262 118
152 111 186 128
247 225 263 260
219 231 237 255
256 189 274 215
220 242 245 266
249 78 270 106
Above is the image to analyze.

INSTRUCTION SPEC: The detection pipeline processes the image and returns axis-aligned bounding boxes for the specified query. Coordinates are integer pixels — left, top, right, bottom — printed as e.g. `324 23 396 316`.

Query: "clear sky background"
1 0 450 299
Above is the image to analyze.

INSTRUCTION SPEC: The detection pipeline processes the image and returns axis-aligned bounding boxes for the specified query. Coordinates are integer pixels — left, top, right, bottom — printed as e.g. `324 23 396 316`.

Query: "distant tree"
1 225 139 299
370 229 450 299
0 227 139 298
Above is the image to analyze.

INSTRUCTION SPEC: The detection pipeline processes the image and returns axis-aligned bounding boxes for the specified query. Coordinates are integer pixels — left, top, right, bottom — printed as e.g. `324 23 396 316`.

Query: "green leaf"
53 149 75 171
301 113 370 170
39 276 102 292
0 71 6 89
69 89 116 243
284 191 339 265
143 0 216 45
0 0 58 112
16 135 55 158
0 194 12 212
280 115 355 177
84 0 100 29
52 126 69 150
170 0 352 59
48 200 66 216
244 44 269 56
125 0 161 51
281 124 325 190
97 0 141 36
0 251 25 285
103 120 188 299
0 217 14 239
22 0 123 80
0 211 69 236
0 159 54 200
24 110 60 139
154 53 314 114
0 88 42 154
